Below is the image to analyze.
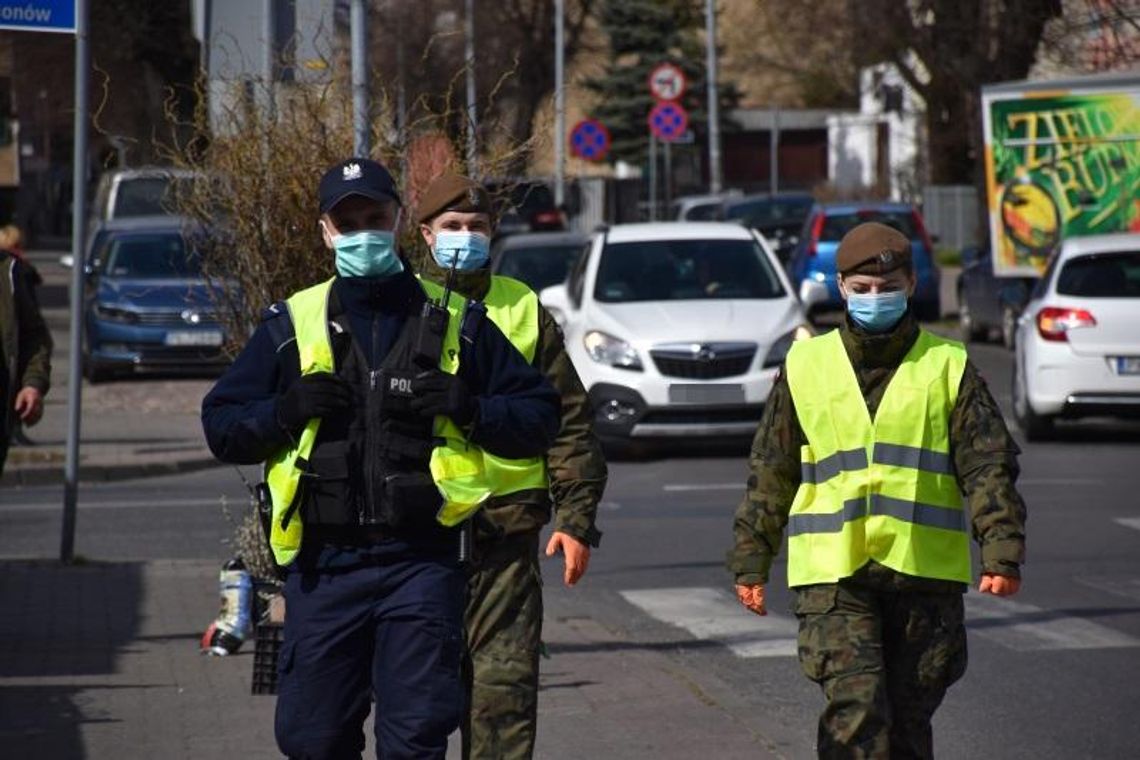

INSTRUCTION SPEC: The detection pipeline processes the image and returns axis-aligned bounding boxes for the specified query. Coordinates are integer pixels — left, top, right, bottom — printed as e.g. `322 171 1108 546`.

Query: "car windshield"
497 244 581 292
102 232 202 278
112 176 192 218
727 196 813 228
594 239 785 302
1056 252 1140 297
819 210 918 242
685 202 723 221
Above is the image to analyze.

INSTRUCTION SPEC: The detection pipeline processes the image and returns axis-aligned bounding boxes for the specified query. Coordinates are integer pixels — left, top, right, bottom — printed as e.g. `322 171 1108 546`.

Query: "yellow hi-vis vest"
784 328 970 587
481 276 549 496
419 275 550 498
263 278 491 566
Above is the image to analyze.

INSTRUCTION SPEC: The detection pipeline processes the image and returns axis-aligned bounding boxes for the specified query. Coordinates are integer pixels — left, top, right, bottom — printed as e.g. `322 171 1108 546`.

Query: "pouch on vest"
375 471 444 528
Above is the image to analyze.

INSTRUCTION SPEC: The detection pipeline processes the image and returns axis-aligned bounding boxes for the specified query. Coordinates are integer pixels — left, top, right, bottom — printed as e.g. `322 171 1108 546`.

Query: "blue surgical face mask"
330 230 404 278
846 290 908 333
433 231 490 271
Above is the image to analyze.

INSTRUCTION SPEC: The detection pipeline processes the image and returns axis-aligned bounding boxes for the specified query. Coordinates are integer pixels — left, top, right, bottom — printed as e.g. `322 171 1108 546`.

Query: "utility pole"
62 0 91 562
465 0 478 174
351 0 370 156
553 0 566 207
705 0 722 194
263 0 275 121
770 106 779 194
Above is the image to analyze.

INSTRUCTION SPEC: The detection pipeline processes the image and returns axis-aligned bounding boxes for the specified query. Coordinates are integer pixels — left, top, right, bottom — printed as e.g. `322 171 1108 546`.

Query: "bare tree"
849 1 1066 186
371 0 597 175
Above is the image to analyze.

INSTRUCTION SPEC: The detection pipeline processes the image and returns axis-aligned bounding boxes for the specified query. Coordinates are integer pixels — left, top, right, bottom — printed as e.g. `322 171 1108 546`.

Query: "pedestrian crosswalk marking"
1114 517 1140 532
619 587 798 658
965 592 1140 651
1073 575 1140 604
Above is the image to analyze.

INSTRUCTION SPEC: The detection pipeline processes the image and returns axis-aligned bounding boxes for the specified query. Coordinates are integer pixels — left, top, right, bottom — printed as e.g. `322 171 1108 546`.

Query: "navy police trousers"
275 543 466 760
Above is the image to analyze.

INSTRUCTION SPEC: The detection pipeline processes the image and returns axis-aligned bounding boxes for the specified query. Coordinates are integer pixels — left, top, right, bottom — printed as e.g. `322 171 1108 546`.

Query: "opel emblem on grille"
694 344 717 362
181 309 202 325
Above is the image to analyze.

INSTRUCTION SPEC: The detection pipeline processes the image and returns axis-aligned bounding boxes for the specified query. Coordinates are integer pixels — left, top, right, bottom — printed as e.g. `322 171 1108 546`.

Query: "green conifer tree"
586 0 738 167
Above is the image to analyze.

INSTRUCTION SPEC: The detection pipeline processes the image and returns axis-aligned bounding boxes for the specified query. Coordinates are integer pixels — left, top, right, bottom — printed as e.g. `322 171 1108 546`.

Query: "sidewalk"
0 559 783 760
0 251 785 758
2 249 220 487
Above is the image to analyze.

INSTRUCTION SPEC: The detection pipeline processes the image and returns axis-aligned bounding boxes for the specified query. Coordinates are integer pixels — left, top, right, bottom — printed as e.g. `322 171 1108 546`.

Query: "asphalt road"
4 249 1135 760
4 331 1140 757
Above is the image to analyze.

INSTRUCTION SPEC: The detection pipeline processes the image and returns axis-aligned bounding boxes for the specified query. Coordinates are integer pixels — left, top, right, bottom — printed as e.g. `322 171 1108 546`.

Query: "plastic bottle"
200 557 252 656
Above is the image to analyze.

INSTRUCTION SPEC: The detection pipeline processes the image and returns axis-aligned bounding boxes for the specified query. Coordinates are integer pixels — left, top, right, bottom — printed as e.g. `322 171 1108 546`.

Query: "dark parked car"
76 216 229 382
485 179 566 237
723 192 815 263
956 244 1036 348
787 202 942 321
490 231 588 293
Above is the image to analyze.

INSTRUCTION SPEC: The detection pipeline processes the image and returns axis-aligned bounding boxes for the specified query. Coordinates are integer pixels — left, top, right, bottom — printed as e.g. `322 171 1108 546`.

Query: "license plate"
1116 357 1140 375
668 383 745 405
165 330 223 347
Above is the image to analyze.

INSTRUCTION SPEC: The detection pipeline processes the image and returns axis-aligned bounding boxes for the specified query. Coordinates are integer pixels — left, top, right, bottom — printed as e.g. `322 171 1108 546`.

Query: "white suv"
1012 233 1140 440
540 222 813 443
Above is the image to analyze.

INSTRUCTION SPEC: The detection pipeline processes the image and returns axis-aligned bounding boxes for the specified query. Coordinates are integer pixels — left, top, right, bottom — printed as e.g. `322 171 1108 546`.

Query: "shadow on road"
0 560 144 760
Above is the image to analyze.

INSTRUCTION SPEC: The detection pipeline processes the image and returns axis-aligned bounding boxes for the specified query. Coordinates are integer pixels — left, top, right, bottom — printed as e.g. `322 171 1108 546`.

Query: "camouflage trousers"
794 582 968 759
461 531 543 760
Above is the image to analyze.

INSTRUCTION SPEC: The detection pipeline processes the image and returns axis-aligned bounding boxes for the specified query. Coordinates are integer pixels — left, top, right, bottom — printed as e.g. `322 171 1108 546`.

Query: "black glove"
276 372 353 433
409 370 478 426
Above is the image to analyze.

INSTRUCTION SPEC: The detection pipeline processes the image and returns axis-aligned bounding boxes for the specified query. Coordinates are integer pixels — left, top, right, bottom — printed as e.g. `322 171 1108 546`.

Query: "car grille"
133 311 220 326
639 405 764 425
650 343 757 379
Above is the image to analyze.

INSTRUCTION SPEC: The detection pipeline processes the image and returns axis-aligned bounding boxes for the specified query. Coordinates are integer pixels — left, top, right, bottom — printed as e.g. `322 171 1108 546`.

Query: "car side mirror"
539 283 572 327
799 280 829 311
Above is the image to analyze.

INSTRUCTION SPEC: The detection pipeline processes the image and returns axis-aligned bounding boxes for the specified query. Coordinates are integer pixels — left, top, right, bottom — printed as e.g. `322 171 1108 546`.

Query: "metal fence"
922 184 980 252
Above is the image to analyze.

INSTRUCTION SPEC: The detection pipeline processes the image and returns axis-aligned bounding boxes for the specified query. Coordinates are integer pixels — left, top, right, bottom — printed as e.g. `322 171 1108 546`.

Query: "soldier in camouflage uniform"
416 173 606 760
728 222 1026 759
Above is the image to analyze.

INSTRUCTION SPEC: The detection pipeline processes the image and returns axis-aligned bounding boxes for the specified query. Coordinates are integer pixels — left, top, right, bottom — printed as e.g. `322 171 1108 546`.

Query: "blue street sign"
0 0 76 33
648 101 689 143
570 118 611 162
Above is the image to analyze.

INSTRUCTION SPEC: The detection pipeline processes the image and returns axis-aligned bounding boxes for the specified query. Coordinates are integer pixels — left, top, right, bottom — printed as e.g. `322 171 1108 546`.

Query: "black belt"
306 524 391 545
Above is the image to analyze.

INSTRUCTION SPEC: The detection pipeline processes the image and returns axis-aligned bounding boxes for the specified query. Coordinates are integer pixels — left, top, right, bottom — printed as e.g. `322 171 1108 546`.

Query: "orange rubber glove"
735 583 767 616
545 531 590 587
979 573 1021 596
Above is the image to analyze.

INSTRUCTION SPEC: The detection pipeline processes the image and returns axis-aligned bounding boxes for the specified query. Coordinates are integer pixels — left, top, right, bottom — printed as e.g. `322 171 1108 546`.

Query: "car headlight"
583 330 643 371
762 324 814 368
93 304 140 323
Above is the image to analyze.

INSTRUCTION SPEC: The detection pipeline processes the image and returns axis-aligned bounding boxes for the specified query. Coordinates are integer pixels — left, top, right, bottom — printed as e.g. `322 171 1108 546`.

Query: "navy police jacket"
201 270 561 470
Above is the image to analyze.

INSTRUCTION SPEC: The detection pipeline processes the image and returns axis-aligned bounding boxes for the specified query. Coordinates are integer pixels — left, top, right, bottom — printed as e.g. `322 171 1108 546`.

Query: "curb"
1 455 222 487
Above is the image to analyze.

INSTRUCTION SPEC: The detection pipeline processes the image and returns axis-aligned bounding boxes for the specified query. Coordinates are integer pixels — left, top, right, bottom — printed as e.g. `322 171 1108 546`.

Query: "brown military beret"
836 221 912 275
416 172 493 224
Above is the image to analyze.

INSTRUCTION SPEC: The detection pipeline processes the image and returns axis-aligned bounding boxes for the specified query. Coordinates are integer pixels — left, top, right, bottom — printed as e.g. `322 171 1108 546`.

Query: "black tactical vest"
298 292 442 530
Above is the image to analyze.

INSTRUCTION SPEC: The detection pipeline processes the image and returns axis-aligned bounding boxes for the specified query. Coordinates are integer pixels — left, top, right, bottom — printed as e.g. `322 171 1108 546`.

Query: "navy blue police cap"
318 158 401 214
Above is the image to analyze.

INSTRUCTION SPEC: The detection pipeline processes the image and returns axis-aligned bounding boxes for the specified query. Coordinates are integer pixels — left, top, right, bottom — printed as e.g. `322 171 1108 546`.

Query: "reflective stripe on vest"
263 278 489 566
784 328 970 586
421 275 549 498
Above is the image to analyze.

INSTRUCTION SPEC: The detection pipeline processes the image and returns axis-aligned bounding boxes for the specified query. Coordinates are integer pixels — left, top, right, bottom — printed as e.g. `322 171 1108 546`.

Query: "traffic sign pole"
649 133 657 222
62 0 90 563
554 0 565 205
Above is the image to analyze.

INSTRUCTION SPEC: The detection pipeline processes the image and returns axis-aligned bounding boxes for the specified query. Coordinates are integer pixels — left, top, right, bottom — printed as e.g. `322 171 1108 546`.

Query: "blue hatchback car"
787 202 942 321
80 216 229 382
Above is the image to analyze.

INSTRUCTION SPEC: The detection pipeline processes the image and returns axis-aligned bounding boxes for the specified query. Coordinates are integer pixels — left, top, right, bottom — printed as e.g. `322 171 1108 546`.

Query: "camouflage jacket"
418 255 606 546
727 312 1026 592
0 251 52 439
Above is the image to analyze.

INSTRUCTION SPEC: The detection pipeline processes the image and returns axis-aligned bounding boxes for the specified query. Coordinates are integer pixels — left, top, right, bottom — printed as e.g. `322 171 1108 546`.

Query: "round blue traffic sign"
570 118 611 161
648 101 689 143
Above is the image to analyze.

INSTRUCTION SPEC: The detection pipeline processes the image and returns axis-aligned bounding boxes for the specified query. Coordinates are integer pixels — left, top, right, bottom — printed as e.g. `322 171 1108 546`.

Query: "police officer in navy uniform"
201 158 561 760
